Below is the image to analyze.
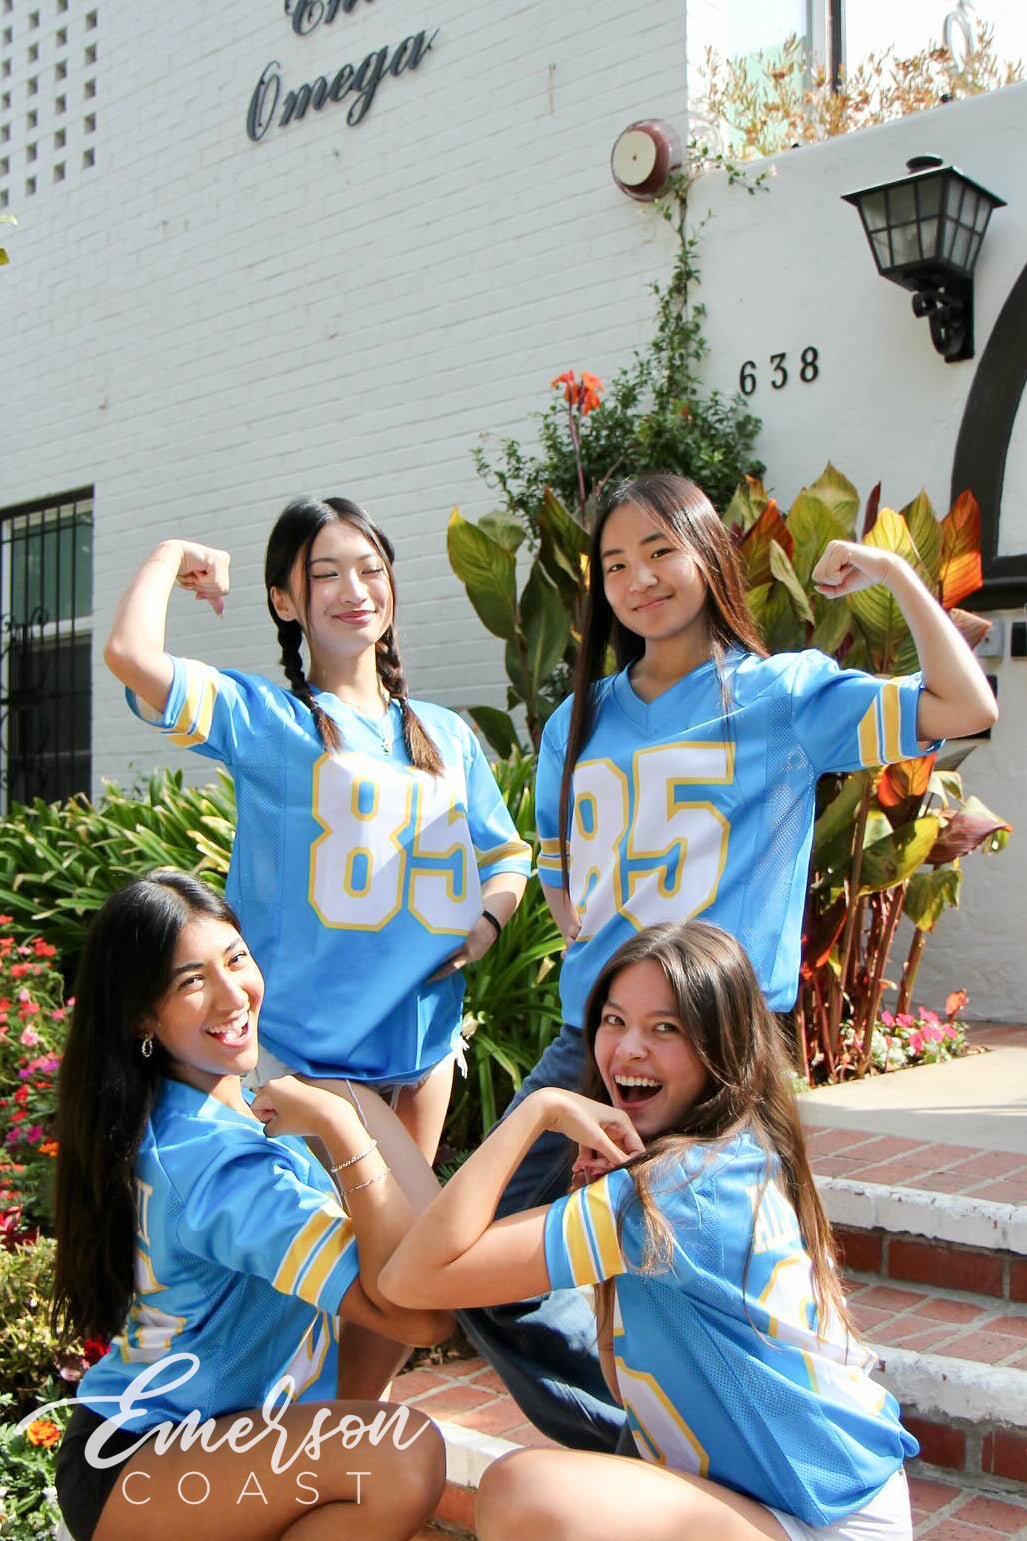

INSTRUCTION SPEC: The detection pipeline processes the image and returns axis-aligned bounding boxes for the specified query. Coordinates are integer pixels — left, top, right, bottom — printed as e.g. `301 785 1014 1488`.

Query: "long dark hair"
51 871 241 1343
264 494 442 774
582 921 849 1334
558 473 766 890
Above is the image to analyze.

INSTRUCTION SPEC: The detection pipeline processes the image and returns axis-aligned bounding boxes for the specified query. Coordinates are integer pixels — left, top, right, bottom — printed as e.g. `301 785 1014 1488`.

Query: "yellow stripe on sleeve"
475 838 532 866
563 1193 600 1286
881 681 902 763
295 1215 355 1307
273 1205 340 1296
856 697 881 767
584 1181 625 1280
169 662 218 748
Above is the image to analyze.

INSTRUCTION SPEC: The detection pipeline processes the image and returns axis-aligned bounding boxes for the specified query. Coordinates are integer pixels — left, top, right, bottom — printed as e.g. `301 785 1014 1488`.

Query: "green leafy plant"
0 769 235 974
0 1403 67 1541
446 752 563 1149
721 464 1010 1081
451 166 765 754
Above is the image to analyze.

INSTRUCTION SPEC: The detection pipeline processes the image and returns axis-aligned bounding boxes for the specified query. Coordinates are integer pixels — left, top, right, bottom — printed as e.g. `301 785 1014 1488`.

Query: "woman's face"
146 916 263 1092
270 520 394 676
593 959 707 1140
599 502 708 646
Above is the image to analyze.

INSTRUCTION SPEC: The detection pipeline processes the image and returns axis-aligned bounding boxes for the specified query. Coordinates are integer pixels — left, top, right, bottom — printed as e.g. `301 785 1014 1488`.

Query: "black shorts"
55 1404 143 1541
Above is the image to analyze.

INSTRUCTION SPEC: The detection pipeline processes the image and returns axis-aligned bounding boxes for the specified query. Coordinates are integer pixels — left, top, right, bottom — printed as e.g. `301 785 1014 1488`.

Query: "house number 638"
739 348 819 396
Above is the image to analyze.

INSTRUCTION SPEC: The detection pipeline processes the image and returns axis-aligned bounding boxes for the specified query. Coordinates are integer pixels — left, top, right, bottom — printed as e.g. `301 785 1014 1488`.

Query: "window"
0 490 93 808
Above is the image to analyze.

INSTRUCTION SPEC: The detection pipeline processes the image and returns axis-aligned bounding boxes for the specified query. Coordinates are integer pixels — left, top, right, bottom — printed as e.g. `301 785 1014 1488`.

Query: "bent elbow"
408 1309 455 1347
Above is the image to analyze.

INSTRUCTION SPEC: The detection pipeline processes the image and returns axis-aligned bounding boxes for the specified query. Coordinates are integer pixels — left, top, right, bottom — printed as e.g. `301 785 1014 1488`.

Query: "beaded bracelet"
331 1138 378 1175
342 1168 390 1197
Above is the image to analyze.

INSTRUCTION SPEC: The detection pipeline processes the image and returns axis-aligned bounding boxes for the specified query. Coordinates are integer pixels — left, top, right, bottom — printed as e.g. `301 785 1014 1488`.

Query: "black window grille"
0 489 93 810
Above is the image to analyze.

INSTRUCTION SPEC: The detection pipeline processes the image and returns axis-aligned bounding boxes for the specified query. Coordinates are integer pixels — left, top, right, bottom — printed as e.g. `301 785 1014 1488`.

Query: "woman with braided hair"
104 497 530 1165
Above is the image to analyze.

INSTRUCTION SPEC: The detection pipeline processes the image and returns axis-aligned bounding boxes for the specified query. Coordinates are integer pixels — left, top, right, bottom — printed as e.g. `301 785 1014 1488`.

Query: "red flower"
32 938 56 957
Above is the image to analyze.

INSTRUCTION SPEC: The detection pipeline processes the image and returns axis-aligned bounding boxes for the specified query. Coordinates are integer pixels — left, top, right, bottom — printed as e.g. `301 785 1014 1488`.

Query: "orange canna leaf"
550 370 577 404
945 988 967 1021
737 497 793 586
938 489 982 609
800 894 847 978
578 371 605 414
877 753 936 810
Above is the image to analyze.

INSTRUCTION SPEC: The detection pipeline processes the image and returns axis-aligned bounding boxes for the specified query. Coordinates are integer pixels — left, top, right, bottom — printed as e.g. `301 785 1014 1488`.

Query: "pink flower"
50 1007 65 1022
907 1030 924 1054
922 1022 942 1043
918 1008 940 1025
23 1124 43 1145
943 1022 958 1039
896 1013 915 1028
879 1010 895 1027
19 1026 39 1047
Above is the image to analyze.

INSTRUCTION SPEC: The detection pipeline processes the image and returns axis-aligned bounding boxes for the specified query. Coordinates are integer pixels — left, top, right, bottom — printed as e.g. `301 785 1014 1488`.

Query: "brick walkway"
845 1274 1027 1366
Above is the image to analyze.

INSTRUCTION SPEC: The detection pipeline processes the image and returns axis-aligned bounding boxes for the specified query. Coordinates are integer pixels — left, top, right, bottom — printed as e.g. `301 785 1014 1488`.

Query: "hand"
427 913 498 981
531 1088 645 1169
571 1145 619 1188
165 540 231 618
811 540 895 599
251 1074 359 1140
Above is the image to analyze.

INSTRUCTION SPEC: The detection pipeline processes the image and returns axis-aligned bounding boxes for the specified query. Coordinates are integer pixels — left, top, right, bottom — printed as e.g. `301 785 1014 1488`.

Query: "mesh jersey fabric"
128 659 531 1080
77 1077 359 1430
543 1132 917 1525
536 648 938 1025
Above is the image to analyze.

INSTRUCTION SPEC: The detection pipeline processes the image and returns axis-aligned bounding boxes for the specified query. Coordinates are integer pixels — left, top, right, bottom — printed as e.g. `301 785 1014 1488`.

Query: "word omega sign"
247 0 438 141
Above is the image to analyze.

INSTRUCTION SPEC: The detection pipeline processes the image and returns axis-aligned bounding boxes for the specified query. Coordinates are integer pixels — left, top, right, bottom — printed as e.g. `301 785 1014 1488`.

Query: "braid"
377 626 443 775
274 614 342 754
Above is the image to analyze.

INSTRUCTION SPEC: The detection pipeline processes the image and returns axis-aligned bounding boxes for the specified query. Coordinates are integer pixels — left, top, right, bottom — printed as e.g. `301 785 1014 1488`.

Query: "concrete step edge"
875 1343 1027 1427
818 1175 1027 1253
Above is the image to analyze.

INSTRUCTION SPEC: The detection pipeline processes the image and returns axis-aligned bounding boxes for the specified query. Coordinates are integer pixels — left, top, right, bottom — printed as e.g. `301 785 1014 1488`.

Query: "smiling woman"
48 869 448 1541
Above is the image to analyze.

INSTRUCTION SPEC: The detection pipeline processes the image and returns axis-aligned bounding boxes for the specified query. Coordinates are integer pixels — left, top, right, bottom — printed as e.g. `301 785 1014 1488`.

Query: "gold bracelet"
342 1168 390 1197
331 1138 378 1174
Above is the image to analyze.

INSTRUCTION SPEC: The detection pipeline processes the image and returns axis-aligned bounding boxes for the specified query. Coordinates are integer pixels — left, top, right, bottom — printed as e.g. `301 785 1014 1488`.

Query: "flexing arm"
103 539 230 714
812 541 998 740
379 1088 643 1309
252 1077 450 1345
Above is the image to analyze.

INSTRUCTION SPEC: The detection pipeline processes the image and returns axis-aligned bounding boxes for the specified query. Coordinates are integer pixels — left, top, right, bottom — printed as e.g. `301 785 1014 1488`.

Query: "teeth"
614 1076 661 1088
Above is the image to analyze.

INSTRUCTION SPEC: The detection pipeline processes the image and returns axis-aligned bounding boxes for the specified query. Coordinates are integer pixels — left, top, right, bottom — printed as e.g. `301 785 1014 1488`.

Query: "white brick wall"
0 0 686 781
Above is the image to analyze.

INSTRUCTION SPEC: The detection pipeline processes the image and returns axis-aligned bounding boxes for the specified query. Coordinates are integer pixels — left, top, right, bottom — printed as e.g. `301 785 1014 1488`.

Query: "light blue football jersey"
536 649 936 1023
128 659 531 1080
77 1078 359 1429
544 1132 917 1525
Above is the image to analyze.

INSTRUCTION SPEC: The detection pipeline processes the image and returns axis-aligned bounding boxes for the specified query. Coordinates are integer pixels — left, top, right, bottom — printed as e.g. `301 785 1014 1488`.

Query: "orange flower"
578 370 604 415
550 369 577 404
26 1416 61 1448
549 368 605 414
39 1139 58 1157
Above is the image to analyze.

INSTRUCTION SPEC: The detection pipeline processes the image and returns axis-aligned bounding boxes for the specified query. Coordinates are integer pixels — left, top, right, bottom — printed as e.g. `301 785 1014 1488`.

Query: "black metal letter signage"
247 4 437 141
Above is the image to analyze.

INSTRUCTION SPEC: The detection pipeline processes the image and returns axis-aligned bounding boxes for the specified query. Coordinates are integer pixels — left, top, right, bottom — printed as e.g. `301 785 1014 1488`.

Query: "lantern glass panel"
891 222 921 266
950 224 972 269
887 182 916 226
870 229 892 268
859 190 888 231
916 177 942 218
918 217 938 259
944 178 966 223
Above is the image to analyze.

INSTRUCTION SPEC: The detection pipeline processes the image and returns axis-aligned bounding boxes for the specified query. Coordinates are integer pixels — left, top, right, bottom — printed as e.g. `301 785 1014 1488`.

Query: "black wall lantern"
842 157 1005 362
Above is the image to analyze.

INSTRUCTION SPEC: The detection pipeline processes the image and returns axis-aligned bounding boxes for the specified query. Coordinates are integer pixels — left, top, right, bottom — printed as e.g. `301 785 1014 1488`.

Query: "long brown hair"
52 872 242 1343
264 495 442 774
558 473 766 892
582 920 850 1337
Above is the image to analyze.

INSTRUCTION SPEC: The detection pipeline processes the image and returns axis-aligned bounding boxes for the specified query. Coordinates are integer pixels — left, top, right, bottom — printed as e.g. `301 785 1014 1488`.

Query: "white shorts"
768 1469 912 1541
250 1042 458 1110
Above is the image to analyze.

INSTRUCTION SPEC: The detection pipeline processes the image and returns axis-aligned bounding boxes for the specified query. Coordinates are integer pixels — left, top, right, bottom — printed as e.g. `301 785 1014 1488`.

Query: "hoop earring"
140 1033 155 1059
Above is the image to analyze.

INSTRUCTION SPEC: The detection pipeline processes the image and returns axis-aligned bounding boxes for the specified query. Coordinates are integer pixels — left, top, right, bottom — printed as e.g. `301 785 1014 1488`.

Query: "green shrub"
0 769 234 975
0 1404 67 1541
447 752 563 1148
0 1240 67 1421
